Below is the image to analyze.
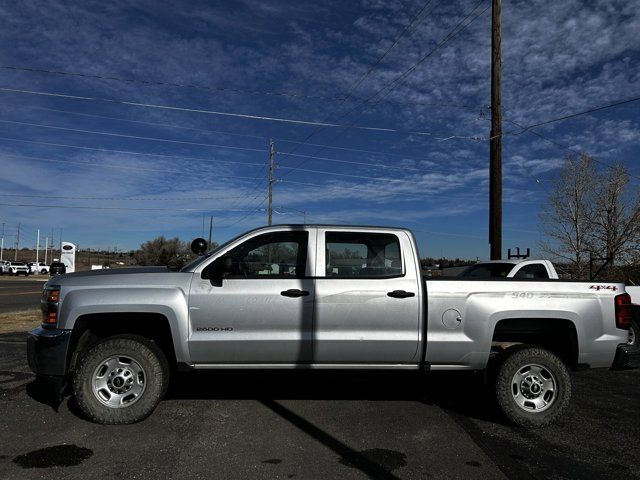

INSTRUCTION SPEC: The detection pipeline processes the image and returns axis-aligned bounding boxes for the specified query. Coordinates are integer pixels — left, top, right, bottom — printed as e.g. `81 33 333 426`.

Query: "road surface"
0 330 638 479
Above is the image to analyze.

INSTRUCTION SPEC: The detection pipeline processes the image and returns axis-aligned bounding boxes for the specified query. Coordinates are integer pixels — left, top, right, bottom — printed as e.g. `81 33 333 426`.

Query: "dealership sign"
60 242 77 273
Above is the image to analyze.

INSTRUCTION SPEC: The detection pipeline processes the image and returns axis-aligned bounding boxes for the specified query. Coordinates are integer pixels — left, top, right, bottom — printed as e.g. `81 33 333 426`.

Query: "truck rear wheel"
72 335 169 424
494 346 571 427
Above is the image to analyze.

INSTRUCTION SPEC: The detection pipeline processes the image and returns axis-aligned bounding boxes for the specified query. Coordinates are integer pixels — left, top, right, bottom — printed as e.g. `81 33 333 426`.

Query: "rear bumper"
27 327 72 377
611 343 639 370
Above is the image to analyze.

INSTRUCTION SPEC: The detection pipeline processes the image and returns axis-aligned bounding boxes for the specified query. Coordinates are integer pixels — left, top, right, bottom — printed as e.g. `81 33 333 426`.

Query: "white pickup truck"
459 259 559 279
28 262 50 275
27 225 635 426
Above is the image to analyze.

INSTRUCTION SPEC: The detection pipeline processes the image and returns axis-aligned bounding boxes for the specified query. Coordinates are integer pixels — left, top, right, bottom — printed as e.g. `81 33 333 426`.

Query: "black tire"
494 346 571 428
72 335 169 424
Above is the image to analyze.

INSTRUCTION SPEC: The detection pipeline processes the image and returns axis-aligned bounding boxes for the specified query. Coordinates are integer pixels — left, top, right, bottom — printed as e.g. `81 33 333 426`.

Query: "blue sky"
0 0 638 259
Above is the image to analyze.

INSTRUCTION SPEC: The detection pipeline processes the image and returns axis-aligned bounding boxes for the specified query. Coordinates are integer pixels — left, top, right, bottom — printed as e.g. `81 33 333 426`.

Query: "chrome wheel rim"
629 325 636 346
511 363 557 413
92 355 146 408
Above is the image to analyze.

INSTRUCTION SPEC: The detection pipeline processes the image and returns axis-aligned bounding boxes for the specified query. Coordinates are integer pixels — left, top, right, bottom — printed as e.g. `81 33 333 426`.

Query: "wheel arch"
492 317 579 368
67 312 179 375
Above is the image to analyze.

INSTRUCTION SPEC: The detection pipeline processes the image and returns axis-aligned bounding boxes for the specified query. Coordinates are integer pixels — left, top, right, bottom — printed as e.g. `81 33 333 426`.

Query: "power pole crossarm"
489 0 503 260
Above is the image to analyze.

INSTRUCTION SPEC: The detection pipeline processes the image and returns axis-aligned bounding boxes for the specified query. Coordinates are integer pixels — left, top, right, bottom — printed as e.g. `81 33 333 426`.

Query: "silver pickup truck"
27 225 635 426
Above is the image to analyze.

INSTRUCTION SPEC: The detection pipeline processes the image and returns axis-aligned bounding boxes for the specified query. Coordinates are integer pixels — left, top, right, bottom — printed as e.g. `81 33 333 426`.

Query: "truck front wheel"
494 347 571 427
72 335 169 424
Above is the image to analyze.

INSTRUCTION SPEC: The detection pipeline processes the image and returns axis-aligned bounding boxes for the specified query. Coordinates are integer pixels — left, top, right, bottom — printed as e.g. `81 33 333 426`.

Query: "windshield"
458 263 515 278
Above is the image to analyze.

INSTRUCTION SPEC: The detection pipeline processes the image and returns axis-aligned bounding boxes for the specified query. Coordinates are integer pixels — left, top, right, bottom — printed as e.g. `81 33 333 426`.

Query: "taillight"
41 286 61 327
615 293 633 330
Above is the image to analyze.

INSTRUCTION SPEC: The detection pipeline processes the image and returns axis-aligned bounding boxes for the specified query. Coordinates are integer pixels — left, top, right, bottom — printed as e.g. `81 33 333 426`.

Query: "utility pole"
44 237 49 264
14 223 20 261
36 229 40 264
0 222 4 262
268 139 275 226
489 0 503 260
207 216 213 249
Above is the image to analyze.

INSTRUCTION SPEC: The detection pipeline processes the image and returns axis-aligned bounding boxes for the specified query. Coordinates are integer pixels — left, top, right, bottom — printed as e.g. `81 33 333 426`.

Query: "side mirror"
202 255 233 285
191 238 208 255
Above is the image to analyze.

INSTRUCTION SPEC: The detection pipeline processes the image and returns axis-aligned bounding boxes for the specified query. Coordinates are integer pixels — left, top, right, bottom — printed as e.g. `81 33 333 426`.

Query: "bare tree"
588 162 640 276
134 236 193 268
539 154 595 279
539 154 640 280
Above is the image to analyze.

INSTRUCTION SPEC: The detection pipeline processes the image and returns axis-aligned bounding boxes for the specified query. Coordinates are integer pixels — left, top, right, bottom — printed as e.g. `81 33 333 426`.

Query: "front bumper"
27 327 72 377
611 343 639 370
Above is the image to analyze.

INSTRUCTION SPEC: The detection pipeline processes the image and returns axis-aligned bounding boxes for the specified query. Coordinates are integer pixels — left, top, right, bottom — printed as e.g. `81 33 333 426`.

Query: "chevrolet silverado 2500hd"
27 225 635 426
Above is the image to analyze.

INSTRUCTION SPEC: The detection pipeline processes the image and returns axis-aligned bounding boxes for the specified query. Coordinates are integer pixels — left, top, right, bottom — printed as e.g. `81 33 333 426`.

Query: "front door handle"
387 290 415 298
281 289 310 298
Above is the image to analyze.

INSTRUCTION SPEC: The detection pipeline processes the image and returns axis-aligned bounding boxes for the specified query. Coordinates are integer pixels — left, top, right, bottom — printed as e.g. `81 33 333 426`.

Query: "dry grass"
0 309 40 334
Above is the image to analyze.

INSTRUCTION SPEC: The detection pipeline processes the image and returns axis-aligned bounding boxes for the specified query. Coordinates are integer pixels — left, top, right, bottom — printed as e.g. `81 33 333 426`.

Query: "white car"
7 261 30 276
28 262 50 274
0 260 11 275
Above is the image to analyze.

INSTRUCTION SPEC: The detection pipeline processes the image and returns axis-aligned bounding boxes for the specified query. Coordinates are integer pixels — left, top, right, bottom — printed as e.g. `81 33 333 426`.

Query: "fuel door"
442 308 462 329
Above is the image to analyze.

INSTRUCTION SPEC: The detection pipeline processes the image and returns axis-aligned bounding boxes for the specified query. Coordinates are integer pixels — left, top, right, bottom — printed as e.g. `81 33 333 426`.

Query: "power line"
0 203 263 212
0 119 269 153
0 136 264 168
263 0 443 179
506 94 640 135
0 65 483 112
0 87 356 127
1 152 263 180
276 150 426 171
0 103 466 165
0 193 251 201
18 104 269 141
504 118 640 182
277 164 413 182
0 87 483 137
0 65 345 102
280 0 490 179
216 196 270 229
0 90 483 138
0 0 437 117
343 0 438 99
0 131 454 180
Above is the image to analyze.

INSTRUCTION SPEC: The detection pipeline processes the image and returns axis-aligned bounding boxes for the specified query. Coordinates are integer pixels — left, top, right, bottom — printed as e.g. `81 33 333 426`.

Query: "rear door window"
325 232 402 278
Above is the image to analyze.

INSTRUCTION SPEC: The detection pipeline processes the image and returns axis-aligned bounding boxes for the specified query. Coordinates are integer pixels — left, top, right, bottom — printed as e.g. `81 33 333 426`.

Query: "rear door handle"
387 290 415 298
281 289 310 298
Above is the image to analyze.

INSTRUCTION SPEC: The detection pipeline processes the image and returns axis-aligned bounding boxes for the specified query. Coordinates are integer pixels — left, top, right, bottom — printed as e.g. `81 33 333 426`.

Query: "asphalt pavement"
0 278 47 313
0 331 638 480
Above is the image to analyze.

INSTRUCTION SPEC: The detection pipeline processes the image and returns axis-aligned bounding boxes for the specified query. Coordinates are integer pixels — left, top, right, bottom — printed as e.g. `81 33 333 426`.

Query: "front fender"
58 287 191 364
